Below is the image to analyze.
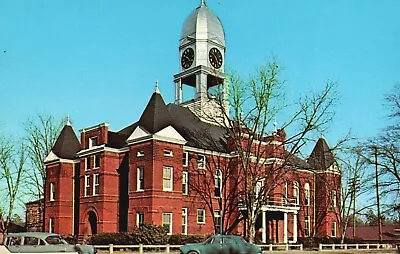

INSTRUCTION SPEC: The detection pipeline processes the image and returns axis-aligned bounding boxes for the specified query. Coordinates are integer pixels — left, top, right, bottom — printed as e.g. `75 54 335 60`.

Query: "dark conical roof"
52 124 81 159
137 91 172 134
308 137 335 170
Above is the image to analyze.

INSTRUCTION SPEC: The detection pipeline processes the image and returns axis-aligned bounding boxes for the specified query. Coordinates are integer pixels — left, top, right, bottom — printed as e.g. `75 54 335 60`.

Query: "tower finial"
65 115 72 126
201 0 206 6
155 80 160 94
273 118 278 132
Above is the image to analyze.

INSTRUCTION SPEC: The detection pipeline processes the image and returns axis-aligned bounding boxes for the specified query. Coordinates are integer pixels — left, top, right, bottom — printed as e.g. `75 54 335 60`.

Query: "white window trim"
332 221 337 237
305 216 311 237
332 190 337 208
183 152 189 167
198 154 206 169
305 183 310 206
197 209 206 224
214 210 222 234
137 151 144 157
93 173 100 196
93 154 100 169
182 208 188 235
49 217 54 233
50 183 55 201
85 157 90 171
136 212 144 227
182 171 188 195
89 137 98 148
164 150 173 157
163 166 173 191
137 167 144 191
162 213 173 235
84 175 90 197
215 169 222 197
293 181 299 205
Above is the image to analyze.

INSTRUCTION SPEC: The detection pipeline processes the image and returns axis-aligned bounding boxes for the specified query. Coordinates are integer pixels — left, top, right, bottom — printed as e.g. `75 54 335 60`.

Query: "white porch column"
175 80 182 104
283 212 288 243
293 213 298 243
262 211 266 243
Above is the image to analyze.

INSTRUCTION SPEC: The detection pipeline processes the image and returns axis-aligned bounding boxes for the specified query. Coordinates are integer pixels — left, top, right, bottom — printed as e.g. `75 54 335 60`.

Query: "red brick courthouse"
43 0 341 243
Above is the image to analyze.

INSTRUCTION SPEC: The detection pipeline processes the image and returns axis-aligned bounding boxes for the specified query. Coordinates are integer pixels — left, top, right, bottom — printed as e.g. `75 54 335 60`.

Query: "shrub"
131 223 169 245
168 234 207 245
87 232 134 245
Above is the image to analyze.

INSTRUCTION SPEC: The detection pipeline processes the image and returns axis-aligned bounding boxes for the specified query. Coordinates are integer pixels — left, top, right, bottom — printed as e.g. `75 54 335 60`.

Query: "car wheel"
188 251 199 254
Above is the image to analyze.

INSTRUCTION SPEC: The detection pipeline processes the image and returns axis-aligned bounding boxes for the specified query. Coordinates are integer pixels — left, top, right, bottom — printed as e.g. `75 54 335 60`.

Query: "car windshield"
45 236 67 245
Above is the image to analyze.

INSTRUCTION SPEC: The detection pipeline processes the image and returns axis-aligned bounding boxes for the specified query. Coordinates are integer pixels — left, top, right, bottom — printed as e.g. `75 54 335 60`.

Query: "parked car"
180 235 262 254
1 232 95 254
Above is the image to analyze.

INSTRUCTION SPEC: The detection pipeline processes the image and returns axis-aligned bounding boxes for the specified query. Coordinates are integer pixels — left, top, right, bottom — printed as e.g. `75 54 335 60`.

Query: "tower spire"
155 80 160 94
201 0 206 6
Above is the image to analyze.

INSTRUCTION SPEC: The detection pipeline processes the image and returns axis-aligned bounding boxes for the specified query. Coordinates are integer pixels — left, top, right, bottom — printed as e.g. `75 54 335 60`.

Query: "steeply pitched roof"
52 124 81 159
137 92 172 134
308 137 336 171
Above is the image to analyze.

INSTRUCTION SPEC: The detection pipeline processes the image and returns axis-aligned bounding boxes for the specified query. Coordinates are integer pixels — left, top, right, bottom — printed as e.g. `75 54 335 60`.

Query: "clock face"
209 47 223 69
181 47 195 69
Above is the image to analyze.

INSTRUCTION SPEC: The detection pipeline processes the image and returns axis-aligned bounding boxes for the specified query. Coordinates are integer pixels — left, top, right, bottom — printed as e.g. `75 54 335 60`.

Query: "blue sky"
0 0 399 153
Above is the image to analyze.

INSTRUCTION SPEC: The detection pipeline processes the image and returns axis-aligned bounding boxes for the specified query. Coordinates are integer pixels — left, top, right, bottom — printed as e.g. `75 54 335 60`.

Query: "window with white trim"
197 154 206 169
164 150 173 157
84 175 90 197
163 166 173 191
136 212 144 227
214 169 222 197
94 154 100 168
49 217 54 233
137 151 144 157
137 167 144 191
214 210 222 234
182 208 187 235
197 209 206 224
183 152 189 167
304 183 310 206
93 173 100 196
305 216 311 237
182 171 188 195
331 221 337 237
89 137 98 148
293 181 299 205
85 157 90 170
332 190 337 208
49 182 55 201
162 213 172 235
255 179 264 199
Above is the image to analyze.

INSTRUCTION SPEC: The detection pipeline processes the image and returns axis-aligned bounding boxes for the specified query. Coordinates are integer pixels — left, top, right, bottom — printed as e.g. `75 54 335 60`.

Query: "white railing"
265 196 299 208
319 243 396 251
94 244 181 253
259 243 303 251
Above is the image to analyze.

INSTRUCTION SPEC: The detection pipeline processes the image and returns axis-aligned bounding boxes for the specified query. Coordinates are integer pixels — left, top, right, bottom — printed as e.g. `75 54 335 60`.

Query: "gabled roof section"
51 124 81 159
308 137 336 171
138 91 172 134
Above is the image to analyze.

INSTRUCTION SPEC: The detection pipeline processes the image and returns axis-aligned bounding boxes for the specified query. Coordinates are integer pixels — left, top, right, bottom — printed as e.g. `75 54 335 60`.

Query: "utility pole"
374 147 382 243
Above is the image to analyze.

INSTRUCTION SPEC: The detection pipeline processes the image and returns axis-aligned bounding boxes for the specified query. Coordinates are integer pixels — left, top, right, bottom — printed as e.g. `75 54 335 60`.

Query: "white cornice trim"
80 122 109 133
77 144 128 157
183 146 232 158
154 126 186 145
44 151 59 163
45 158 79 166
127 126 150 142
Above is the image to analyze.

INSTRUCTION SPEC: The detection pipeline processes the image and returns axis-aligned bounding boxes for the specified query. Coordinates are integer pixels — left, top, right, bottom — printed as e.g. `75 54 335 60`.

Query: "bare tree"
191 60 339 242
0 134 25 237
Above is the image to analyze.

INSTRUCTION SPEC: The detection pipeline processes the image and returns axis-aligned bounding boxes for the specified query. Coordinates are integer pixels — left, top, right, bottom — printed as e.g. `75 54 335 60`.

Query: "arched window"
304 183 310 206
214 169 222 197
293 181 299 205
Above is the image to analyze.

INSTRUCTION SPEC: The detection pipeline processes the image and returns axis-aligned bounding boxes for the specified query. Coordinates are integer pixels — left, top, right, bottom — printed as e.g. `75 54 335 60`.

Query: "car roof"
6 232 60 238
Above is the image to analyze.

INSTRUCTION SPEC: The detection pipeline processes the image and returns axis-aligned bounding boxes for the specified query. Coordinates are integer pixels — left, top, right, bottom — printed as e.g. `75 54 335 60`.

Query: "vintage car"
0 232 95 254
180 235 262 254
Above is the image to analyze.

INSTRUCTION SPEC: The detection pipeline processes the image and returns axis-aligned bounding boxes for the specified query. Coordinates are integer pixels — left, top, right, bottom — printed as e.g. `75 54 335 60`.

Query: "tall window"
183 152 189 167
84 175 91 197
85 157 90 170
197 209 206 224
182 171 188 195
285 181 288 204
164 150 173 157
197 154 206 169
214 169 222 197
136 213 144 227
162 213 172 235
182 208 188 235
305 216 311 237
137 167 144 191
331 190 337 208
163 166 173 191
304 183 310 206
89 137 98 148
214 210 222 234
93 173 100 196
331 221 337 237
255 180 264 199
50 182 55 201
49 217 54 233
94 154 100 168
293 181 299 205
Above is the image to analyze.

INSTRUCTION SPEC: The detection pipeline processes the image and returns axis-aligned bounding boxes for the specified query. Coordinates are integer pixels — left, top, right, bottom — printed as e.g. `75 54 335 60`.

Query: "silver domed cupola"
180 0 225 48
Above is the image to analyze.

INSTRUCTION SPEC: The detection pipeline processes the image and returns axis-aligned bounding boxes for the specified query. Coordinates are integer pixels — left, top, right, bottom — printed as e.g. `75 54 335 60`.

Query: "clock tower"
174 0 228 123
